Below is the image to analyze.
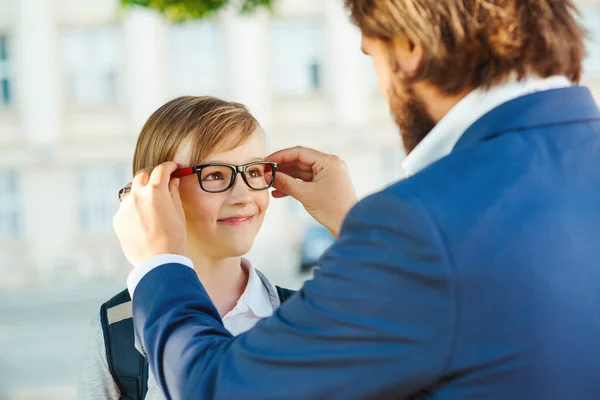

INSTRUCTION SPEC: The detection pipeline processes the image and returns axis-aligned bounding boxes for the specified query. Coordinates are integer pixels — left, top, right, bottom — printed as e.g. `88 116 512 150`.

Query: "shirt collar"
237 258 273 318
400 75 572 176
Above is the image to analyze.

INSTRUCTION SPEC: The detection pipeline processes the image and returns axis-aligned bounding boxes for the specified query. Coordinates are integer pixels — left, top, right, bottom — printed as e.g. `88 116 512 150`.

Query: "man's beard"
388 75 436 155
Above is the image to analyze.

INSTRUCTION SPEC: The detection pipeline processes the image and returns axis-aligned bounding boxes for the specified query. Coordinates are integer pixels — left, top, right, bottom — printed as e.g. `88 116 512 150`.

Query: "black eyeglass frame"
118 161 277 201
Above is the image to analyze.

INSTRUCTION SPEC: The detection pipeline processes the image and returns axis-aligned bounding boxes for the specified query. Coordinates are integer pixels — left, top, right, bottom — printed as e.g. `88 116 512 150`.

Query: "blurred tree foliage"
121 0 273 22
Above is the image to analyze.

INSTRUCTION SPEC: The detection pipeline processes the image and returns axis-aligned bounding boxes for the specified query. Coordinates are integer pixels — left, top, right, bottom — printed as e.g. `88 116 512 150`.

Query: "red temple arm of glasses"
171 167 194 179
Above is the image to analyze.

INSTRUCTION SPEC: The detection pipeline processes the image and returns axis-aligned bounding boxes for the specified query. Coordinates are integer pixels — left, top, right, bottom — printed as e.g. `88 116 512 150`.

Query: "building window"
170 22 225 97
0 170 20 237
61 27 121 106
270 20 324 95
78 165 128 233
0 35 11 107
582 7 600 78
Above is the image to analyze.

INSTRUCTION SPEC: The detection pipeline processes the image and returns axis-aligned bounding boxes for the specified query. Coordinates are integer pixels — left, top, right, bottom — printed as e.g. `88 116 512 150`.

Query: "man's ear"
391 36 423 75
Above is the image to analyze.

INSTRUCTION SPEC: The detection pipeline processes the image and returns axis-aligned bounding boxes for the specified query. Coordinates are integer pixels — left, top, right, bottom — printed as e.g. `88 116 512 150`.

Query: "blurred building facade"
0 0 599 289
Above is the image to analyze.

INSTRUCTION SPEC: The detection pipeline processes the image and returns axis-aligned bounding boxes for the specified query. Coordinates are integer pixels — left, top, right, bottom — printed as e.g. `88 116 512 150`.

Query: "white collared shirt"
401 75 572 177
223 259 274 335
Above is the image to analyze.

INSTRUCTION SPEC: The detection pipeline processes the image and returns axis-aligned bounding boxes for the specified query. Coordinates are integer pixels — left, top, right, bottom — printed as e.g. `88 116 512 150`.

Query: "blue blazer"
132 87 600 399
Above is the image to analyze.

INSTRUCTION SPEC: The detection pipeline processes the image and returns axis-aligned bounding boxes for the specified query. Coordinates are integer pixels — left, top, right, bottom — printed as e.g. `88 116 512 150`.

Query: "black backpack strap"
99 289 149 400
275 286 296 303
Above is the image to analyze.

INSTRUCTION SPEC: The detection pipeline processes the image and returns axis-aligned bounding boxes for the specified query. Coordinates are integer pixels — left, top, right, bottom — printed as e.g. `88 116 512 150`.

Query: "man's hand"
113 161 187 267
266 146 357 237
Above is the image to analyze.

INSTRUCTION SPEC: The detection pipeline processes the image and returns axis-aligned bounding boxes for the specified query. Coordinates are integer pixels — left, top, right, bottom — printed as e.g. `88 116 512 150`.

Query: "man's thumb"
272 172 304 200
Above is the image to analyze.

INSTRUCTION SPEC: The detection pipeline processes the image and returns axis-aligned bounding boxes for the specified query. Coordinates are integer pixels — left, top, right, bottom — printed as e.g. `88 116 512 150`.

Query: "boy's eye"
204 172 224 181
246 168 264 178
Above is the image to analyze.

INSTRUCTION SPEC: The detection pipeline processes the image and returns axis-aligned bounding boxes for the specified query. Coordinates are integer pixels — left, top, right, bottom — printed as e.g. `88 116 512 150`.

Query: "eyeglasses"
176 161 277 193
118 161 277 201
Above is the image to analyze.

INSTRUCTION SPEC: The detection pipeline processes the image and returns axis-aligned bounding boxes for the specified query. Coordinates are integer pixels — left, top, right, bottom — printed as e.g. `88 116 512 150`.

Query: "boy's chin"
220 241 254 258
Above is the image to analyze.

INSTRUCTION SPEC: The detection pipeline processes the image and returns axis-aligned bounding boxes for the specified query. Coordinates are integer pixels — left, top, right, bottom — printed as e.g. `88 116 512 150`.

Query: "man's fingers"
272 171 305 199
277 160 313 173
271 190 289 199
277 166 314 182
132 168 152 189
149 161 179 188
266 146 328 168
276 160 315 182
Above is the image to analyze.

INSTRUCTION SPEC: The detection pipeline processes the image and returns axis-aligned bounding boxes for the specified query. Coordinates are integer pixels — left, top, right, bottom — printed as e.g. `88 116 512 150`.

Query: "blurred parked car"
298 225 336 273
